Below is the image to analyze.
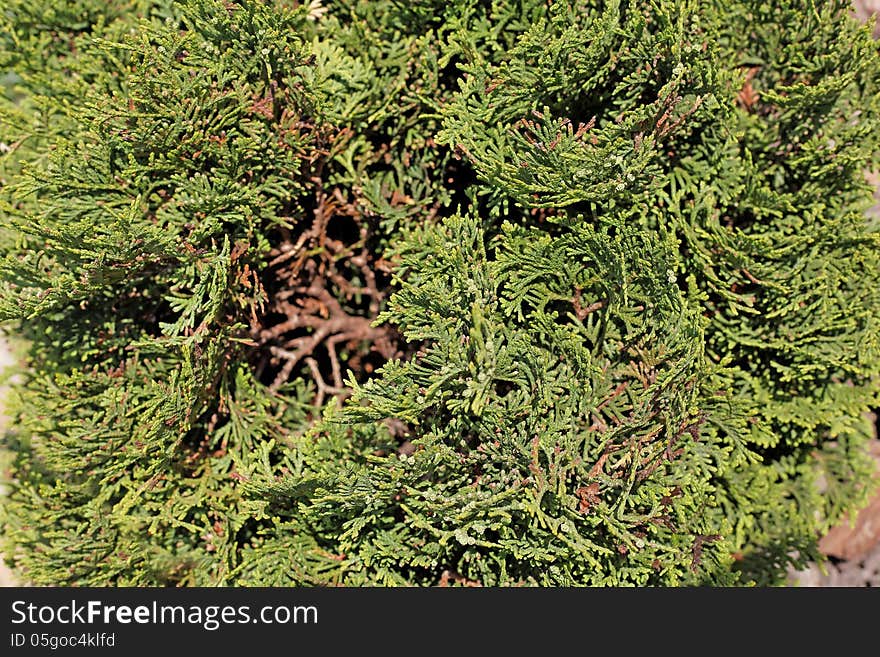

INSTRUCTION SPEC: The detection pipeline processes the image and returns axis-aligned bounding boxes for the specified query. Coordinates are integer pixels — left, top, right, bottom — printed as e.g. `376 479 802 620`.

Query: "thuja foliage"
0 0 878 586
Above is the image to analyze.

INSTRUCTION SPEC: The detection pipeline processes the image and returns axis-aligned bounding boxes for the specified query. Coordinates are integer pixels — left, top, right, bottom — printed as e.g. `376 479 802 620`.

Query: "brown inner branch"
250 187 401 406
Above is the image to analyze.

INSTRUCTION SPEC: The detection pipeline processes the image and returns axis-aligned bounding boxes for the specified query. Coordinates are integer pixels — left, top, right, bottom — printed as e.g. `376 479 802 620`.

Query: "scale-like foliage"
1 0 878 586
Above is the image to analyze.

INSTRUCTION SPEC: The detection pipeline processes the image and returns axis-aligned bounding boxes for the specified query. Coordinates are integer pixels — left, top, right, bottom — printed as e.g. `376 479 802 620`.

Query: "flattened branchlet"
0 0 878 586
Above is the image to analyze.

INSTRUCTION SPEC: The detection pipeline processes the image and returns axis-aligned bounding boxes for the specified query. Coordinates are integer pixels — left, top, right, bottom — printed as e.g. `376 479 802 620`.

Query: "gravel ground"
791 546 880 587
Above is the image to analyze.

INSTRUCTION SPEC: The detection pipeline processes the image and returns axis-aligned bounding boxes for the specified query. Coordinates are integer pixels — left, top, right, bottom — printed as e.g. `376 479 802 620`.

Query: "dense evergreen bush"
1 0 878 586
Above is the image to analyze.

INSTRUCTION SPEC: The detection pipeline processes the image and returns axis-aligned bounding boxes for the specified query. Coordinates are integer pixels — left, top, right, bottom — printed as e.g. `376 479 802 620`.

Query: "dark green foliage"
1 0 878 586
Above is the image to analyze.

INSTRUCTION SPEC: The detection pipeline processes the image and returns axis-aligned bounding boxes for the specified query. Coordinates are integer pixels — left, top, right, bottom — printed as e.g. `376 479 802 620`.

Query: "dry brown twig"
250 184 401 405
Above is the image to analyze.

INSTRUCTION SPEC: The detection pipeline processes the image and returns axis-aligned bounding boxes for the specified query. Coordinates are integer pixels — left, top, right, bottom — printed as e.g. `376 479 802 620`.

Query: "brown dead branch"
251 183 403 404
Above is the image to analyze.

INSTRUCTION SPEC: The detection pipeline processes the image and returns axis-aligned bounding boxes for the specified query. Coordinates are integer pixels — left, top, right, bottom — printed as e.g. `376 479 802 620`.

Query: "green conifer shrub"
0 0 878 586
